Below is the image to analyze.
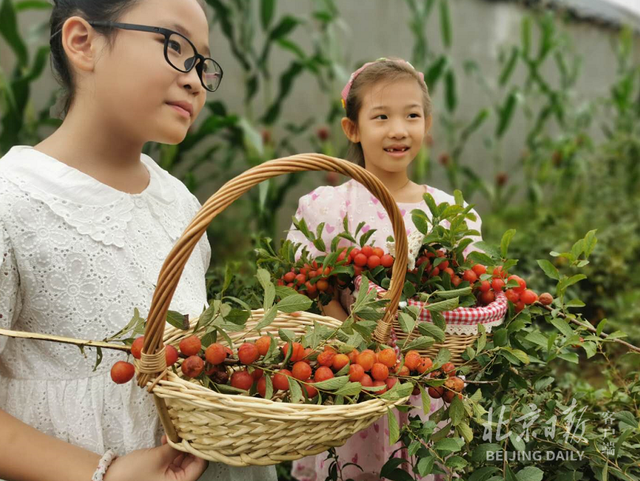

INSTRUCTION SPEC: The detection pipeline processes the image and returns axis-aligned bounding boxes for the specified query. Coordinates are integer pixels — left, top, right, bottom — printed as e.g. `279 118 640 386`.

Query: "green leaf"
278 328 295 343
558 352 579 364
432 348 451 367
256 268 272 291
288 377 303 403
0 0 28 66
263 283 275 311
334 382 363 397
505 347 529 365
417 323 446 343
557 274 587 295
449 395 465 426
583 229 597 258
550 318 574 337
500 229 516 258
439 0 452 48
402 336 435 352
425 297 459 313
239 117 264 156
276 294 312 313
434 437 464 454
525 332 548 348
471 444 502 462
268 15 299 41
380 381 414 400
224 308 250 325
499 46 519 85
417 455 435 476
444 68 457 112
255 306 278 331
260 0 275 30
469 467 500 481
396 310 417 335
313 375 349 391
457 421 473 443
473 242 501 259
419 384 431 414
466 251 494 266
433 287 472 300
264 374 273 399
596 318 607 336
387 407 400 445
509 431 526 451
496 88 521 138
166 310 189 330
516 466 544 481
445 456 467 470
537 259 559 280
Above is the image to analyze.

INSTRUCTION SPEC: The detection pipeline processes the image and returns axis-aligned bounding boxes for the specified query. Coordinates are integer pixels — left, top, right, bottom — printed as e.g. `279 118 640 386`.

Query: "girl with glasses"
0 1 274 480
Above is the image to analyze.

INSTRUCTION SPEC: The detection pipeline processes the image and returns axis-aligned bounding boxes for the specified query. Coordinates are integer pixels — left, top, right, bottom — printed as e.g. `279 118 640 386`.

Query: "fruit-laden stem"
0 328 131 352
536 303 640 354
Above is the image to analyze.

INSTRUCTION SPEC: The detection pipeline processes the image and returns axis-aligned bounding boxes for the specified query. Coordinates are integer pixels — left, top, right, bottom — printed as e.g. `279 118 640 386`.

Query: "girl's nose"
178 61 205 94
388 119 408 138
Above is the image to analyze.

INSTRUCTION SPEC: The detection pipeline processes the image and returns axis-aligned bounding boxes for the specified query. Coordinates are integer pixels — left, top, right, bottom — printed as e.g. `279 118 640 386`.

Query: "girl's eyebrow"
370 104 422 112
167 22 211 57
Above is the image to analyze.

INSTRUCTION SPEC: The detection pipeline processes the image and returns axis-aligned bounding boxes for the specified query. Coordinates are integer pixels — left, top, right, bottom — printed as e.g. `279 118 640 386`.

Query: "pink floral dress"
286 180 483 481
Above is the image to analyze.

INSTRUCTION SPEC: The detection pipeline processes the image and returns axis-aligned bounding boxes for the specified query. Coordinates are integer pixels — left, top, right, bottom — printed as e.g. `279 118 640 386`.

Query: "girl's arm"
0 409 207 481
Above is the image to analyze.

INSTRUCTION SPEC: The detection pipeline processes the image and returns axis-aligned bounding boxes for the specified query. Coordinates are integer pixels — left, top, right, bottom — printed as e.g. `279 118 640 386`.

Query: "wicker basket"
0 154 413 467
354 273 508 366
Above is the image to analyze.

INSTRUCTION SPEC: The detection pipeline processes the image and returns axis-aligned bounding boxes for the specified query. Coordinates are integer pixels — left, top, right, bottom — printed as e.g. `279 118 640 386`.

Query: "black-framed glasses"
88 21 223 92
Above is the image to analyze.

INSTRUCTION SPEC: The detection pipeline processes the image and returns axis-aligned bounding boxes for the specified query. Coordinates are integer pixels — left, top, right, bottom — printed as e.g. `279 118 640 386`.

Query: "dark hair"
344 58 432 167
49 0 142 116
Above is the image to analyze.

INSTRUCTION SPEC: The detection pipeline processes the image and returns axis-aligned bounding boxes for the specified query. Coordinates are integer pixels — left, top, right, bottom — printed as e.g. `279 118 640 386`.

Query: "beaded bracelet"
91 449 118 481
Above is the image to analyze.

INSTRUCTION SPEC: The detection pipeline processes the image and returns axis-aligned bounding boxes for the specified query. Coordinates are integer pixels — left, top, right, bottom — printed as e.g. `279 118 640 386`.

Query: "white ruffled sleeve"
286 186 350 260
0 223 21 355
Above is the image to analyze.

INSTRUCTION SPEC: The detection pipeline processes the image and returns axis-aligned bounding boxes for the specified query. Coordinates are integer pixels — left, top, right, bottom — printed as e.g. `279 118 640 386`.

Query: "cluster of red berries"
110 335 464 405
466 265 553 311
276 260 337 299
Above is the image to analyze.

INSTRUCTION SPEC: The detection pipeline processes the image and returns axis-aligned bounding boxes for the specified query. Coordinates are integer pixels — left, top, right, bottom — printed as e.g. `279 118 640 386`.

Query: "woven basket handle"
138 154 408 386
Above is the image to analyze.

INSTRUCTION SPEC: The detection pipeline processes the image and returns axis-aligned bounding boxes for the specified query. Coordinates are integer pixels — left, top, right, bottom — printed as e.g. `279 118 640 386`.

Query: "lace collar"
0 146 181 248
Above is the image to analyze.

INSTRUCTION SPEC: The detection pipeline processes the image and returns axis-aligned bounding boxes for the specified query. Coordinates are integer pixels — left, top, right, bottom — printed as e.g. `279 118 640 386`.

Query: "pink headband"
341 58 426 109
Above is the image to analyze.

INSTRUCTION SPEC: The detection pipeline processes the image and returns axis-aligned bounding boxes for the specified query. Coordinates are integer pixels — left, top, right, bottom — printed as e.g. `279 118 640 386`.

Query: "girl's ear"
341 117 360 144
61 16 104 73
424 114 433 135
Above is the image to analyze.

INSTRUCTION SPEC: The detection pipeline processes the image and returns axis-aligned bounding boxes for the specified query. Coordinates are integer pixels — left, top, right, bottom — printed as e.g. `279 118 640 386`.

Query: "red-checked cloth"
354 275 508 335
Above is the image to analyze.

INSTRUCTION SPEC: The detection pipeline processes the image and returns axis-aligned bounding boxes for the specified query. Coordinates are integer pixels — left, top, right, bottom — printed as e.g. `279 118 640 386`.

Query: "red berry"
381 254 394 268
205 343 227 365
491 278 505 292
349 248 361 259
508 275 527 293
373 247 384 258
292 361 312 381
462 270 478 283
238 343 259 365
361 246 374 257
521 289 538 305
539 292 553 305
131 336 145 360
283 272 295 283
472 264 487 276
349 364 365 382
478 280 491 293
111 361 135 384
165 345 179 367
367 255 381 269
257 376 268 397
179 336 202 356
505 289 520 304
304 382 318 398
273 369 292 391
480 290 496 305
372 380 388 394
354 253 368 267
314 366 334 382
230 370 253 390
181 355 204 378
371 363 389 381
283 342 305 362
255 336 271 356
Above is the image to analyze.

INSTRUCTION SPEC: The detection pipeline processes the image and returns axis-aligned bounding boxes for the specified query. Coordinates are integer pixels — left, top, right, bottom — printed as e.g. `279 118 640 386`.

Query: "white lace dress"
0 146 276 481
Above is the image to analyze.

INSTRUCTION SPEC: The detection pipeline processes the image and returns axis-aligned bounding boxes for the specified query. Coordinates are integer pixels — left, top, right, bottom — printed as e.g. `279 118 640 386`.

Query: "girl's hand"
104 436 207 481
